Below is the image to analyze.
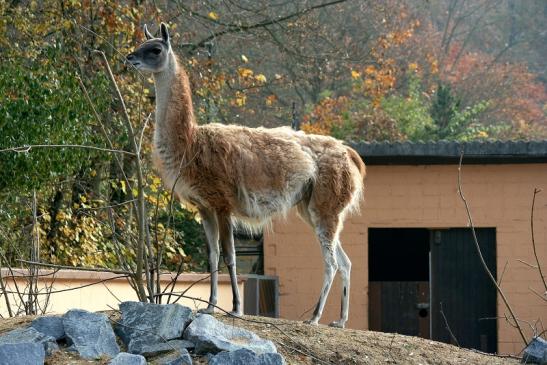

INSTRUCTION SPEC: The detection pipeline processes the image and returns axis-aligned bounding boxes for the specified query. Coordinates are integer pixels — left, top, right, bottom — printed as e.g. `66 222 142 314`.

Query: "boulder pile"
0 301 285 365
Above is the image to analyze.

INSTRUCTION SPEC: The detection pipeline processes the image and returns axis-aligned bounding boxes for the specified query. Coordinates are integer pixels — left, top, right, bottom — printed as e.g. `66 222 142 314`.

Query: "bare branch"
497 260 508 286
2 275 129 296
457 151 528 346
439 301 460 347
530 188 547 293
0 144 135 156
17 260 132 275
175 0 348 52
529 287 547 303
153 292 332 365
517 259 538 269
95 50 148 302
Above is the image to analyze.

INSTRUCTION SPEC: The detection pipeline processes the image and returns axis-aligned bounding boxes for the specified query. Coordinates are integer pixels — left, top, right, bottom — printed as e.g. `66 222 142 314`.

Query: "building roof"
350 140 547 165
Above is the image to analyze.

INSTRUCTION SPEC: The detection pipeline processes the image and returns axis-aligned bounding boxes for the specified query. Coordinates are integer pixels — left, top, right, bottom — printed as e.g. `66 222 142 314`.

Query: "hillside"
0 313 520 365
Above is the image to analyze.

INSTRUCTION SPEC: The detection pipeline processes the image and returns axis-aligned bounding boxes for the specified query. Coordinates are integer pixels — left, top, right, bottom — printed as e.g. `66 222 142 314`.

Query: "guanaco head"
126 23 171 73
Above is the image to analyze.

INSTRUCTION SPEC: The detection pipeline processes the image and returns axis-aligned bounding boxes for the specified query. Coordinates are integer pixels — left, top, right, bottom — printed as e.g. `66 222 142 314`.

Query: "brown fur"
129 26 365 324
154 64 365 226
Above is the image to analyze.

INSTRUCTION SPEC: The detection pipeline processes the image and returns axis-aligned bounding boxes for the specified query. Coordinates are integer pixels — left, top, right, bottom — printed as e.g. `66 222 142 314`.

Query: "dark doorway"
369 229 430 338
368 228 498 353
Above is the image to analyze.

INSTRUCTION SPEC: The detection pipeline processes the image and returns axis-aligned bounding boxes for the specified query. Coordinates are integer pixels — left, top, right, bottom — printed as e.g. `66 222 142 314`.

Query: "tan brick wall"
264 164 547 354
0 270 244 317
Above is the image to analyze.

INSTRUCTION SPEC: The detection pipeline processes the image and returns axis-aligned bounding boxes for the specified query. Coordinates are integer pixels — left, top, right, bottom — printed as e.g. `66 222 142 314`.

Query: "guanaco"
126 23 365 328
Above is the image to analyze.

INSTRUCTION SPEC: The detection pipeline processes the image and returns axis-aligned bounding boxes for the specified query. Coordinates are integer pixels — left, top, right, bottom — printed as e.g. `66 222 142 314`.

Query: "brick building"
263 141 547 355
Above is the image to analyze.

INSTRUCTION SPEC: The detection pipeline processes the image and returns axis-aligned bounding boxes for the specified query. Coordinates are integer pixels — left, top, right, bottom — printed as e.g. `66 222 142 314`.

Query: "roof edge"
348 140 547 165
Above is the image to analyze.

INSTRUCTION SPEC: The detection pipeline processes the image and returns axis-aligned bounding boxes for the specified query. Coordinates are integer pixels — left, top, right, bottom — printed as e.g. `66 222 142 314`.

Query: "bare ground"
0 313 520 365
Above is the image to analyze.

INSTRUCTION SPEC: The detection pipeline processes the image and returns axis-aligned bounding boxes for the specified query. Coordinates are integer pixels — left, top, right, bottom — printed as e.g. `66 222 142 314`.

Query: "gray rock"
522 337 547 364
0 342 45 365
208 349 285 365
116 301 193 346
154 348 192 365
31 316 65 340
183 314 276 355
129 333 194 357
63 309 120 359
0 326 58 355
109 352 147 365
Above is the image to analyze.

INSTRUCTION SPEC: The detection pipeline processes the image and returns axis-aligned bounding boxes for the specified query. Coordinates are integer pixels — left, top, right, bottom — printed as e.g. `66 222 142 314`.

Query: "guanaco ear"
160 22 170 44
143 24 153 40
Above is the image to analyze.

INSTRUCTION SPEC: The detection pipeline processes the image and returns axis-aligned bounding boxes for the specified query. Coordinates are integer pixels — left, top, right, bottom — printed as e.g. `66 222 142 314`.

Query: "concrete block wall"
264 163 547 354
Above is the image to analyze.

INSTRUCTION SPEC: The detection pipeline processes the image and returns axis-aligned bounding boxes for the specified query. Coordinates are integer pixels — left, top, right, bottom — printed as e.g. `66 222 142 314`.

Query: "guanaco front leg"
218 214 242 316
198 208 219 314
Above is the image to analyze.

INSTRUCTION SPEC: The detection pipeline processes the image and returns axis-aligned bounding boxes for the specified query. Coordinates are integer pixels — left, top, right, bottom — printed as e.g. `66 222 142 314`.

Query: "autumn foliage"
0 0 545 273
300 3 546 141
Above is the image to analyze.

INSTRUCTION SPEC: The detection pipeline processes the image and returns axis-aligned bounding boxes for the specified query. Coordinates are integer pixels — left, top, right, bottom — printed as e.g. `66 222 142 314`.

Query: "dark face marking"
126 39 170 73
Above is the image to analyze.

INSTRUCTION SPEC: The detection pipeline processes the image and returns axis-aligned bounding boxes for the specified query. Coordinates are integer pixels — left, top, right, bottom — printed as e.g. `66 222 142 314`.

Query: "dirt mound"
0 313 519 365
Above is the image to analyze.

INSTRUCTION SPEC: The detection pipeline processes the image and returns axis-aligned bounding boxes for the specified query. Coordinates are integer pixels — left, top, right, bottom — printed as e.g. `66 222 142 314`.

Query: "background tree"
0 0 545 274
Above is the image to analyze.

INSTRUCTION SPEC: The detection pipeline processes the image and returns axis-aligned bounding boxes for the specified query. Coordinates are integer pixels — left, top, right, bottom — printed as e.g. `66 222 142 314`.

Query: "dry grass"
216 314 520 365
0 313 520 365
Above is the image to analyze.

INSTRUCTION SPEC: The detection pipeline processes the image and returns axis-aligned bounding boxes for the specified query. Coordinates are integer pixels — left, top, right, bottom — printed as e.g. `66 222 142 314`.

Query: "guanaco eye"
151 48 162 55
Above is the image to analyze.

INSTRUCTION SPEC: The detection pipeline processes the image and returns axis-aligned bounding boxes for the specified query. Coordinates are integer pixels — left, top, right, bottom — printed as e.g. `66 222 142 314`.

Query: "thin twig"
497 260 508 286
76 199 137 212
17 260 132 275
1 275 129 296
0 144 134 156
138 113 153 155
530 188 547 293
387 333 397 363
517 259 538 269
102 282 123 304
1 268 61 279
469 349 521 360
95 50 148 302
529 287 547 302
0 252 26 310
457 151 528 346
153 292 331 364
439 302 460 347
28 190 39 315
154 271 217 305
76 23 146 79
0 257 14 317
77 74 136 210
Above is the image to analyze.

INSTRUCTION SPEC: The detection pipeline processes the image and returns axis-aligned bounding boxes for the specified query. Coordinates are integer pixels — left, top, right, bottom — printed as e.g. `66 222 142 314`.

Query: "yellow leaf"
241 54 248 63
208 11 219 20
90 170 97 177
255 74 267 83
351 70 361 79
238 67 254 78
234 95 246 106
265 94 277 106
364 65 376 75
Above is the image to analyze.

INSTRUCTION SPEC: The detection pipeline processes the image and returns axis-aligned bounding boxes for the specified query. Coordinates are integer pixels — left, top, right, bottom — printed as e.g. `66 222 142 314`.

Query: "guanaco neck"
152 51 196 156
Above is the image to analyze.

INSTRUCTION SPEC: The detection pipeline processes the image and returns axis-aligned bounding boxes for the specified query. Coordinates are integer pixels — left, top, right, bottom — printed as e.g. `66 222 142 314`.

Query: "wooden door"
369 281 430 338
430 228 497 353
